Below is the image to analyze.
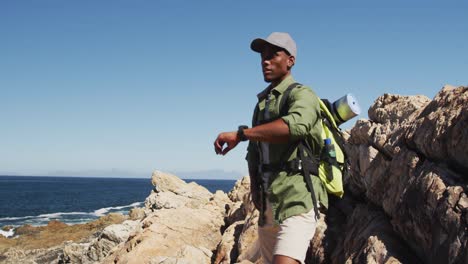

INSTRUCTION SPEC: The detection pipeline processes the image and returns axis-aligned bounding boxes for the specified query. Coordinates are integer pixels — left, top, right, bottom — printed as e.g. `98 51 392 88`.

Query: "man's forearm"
243 118 290 143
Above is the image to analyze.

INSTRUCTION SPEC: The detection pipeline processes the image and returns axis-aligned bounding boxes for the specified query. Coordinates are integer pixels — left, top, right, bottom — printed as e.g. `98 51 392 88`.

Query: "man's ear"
287 56 295 69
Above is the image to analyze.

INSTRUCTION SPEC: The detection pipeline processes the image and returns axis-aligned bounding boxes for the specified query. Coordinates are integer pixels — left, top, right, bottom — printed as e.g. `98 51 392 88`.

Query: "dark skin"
214 44 300 264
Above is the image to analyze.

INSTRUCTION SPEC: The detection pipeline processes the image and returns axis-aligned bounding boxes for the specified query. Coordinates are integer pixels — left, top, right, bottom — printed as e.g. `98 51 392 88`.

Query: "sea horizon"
0 169 245 180
0 174 240 180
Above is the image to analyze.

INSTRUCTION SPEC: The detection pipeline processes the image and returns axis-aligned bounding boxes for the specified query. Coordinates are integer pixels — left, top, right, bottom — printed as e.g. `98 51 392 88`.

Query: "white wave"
37 212 88 218
0 228 14 238
1 201 145 225
129 202 143 207
0 211 88 221
93 207 110 216
93 201 143 217
0 215 36 221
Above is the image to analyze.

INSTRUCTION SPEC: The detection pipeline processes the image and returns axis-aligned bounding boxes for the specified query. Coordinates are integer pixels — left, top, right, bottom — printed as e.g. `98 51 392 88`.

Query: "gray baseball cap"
250 32 297 58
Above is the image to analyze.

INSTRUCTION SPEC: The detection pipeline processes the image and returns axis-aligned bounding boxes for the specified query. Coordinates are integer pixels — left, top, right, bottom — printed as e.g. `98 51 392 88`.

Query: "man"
214 32 327 264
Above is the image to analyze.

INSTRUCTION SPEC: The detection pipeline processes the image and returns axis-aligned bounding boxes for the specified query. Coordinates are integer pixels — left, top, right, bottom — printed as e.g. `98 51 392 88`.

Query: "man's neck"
269 72 291 88
268 72 291 89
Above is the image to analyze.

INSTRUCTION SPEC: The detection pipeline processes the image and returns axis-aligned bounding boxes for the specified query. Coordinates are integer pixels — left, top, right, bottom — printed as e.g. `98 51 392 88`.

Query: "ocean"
0 176 236 238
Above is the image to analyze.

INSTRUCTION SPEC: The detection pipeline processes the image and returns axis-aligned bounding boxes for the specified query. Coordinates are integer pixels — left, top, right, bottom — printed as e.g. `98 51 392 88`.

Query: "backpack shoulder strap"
279 82 301 116
298 142 321 219
252 103 260 127
278 82 322 218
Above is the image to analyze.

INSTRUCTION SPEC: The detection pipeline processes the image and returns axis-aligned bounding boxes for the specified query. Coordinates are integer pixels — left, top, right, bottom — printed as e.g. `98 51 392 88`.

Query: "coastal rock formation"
0 171 244 264
214 176 260 264
128 208 146 220
99 171 231 264
61 220 141 263
0 213 127 264
307 85 467 264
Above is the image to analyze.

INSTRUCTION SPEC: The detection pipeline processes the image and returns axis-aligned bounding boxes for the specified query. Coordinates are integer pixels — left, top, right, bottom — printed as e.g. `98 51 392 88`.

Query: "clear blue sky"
1 1 467 178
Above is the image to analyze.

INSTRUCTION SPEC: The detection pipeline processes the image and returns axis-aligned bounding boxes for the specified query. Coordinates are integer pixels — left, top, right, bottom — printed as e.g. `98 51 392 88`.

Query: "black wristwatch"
237 125 249 141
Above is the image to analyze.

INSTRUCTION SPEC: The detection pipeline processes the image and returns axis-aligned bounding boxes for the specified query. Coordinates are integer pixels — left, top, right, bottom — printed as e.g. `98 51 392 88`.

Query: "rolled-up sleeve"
281 86 320 142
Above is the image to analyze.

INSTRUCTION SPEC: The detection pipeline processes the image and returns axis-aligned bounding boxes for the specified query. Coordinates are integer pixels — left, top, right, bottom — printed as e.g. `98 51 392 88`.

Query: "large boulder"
312 85 467 264
214 176 261 264
100 170 229 264
61 220 141 263
144 171 214 211
405 85 468 174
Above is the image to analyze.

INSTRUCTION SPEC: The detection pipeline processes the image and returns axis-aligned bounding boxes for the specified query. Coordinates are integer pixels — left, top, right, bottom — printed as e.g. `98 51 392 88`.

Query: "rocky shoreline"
0 85 466 264
0 171 253 264
0 213 129 263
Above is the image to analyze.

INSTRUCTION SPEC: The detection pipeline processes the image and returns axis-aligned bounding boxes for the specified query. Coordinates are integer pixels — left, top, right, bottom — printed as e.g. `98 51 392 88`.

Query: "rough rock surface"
61 220 141 263
98 170 230 264
214 177 260 264
307 85 467 264
0 213 127 264
128 207 146 220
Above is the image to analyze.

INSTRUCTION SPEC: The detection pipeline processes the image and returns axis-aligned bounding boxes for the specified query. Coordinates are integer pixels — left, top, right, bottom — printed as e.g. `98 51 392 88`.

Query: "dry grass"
0 213 127 252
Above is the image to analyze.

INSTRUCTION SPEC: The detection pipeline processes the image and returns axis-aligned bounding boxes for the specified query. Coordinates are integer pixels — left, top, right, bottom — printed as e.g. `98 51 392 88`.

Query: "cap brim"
250 38 268 53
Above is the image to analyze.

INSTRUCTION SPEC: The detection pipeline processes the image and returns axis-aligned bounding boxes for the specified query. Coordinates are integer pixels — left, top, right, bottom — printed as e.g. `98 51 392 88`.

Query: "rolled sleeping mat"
331 93 361 126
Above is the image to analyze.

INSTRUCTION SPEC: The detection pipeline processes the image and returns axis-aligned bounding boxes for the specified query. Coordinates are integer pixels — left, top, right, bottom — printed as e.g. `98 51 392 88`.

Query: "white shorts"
258 202 317 264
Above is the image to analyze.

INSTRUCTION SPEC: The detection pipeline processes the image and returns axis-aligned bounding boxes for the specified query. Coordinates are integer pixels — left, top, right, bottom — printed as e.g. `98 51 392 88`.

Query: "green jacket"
246 75 328 224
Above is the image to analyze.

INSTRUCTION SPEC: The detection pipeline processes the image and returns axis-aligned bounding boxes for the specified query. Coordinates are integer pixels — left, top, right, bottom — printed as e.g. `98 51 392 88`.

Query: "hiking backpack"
279 83 347 199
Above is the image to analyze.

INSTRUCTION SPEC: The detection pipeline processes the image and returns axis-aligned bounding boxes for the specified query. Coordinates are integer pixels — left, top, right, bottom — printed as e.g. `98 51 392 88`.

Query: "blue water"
0 176 236 236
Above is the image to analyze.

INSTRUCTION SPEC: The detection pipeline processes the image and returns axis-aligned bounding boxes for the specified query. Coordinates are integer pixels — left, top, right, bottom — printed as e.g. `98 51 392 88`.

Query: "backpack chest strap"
259 158 319 176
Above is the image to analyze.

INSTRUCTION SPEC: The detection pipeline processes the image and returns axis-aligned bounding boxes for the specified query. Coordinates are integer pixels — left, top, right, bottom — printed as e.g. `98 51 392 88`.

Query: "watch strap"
237 125 249 141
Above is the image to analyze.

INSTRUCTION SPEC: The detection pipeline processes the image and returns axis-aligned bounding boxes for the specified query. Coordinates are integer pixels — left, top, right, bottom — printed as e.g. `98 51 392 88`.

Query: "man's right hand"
214 131 240 155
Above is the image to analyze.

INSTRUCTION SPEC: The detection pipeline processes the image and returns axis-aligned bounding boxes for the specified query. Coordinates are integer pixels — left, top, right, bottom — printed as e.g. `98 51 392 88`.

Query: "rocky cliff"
308 85 467 264
0 85 466 264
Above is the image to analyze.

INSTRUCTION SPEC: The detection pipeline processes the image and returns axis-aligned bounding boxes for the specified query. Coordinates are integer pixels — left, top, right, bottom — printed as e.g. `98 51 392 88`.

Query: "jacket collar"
257 75 295 100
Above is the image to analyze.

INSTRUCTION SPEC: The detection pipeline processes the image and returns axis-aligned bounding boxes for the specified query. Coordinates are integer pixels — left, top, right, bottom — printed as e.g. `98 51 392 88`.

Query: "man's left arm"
213 87 318 155
280 86 320 142
214 119 289 155
243 86 319 144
